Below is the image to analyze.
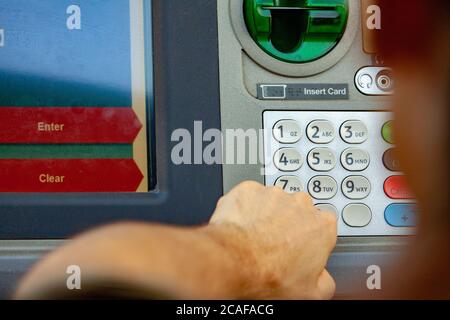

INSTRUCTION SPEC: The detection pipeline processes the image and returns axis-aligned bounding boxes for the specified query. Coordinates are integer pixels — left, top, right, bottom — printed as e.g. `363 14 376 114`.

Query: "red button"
0 159 143 192
384 176 414 199
0 107 142 144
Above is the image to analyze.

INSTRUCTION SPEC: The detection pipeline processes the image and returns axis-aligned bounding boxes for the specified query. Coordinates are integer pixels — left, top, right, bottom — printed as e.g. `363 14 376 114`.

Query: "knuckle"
267 187 290 204
323 216 338 243
238 180 262 191
96 222 142 237
321 211 338 228
269 185 285 195
313 272 336 300
318 279 336 300
216 196 226 207
325 277 336 299
294 192 313 205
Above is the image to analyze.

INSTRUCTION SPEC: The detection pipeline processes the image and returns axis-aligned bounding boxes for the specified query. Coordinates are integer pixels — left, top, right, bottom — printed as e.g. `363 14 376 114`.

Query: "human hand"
209 181 338 300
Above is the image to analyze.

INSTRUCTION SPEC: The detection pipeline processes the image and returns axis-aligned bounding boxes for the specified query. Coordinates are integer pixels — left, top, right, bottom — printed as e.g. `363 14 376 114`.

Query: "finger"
279 269 336 300
319 210 338 228
210 195 236 223
315 270 336 300
215 196 226 209
292 192 314 208
314 211 338 256
235 180 264 193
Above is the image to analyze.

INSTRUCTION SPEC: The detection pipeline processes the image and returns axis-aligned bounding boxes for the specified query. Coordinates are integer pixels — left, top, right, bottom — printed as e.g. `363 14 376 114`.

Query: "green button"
382 121 395 144
244 0 349 64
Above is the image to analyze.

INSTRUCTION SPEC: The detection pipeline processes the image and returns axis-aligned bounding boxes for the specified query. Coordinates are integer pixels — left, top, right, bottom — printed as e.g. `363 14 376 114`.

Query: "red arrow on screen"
0 107 142 144
0 159 144 192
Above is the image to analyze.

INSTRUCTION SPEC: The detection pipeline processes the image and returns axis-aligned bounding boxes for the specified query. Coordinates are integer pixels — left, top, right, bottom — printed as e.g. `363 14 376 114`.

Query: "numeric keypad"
264 111 416 237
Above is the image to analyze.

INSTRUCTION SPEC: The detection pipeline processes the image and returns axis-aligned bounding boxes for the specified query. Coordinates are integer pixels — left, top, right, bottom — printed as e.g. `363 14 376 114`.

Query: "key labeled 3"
340 120 368 144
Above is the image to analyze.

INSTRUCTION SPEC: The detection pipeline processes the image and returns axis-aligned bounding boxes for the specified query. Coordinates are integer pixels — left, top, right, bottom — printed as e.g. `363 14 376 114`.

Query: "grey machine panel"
217 0 412 297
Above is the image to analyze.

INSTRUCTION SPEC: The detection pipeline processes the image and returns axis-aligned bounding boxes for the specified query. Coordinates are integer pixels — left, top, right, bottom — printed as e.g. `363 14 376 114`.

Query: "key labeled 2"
306 120 335 144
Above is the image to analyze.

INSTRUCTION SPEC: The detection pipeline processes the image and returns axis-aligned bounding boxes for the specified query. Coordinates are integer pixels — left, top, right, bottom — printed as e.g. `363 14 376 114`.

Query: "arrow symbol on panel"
0 159 144 192
0 107 142 144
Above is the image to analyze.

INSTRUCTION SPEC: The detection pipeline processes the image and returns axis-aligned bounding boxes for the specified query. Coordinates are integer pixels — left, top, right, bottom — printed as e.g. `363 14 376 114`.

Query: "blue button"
384 204 417 227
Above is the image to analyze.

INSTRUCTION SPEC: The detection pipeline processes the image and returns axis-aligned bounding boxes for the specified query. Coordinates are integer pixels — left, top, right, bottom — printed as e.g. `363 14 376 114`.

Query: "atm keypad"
264 111 416 236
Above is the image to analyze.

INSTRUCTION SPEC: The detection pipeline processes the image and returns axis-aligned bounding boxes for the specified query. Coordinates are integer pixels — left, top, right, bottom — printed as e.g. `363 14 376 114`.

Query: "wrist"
202 223 274 299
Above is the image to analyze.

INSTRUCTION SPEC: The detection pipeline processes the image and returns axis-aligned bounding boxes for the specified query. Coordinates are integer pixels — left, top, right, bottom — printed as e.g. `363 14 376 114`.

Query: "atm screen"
0 0 153 193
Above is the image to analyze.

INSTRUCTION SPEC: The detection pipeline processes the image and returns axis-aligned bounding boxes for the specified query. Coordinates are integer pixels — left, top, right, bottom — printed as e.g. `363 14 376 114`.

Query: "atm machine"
0 0 415 298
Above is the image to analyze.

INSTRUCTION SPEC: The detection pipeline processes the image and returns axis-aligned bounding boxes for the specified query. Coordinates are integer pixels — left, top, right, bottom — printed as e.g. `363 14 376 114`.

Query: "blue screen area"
0 0 132 107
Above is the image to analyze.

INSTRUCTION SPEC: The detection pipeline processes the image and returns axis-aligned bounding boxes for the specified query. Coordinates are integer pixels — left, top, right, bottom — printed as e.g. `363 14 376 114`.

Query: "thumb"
315 270 336 300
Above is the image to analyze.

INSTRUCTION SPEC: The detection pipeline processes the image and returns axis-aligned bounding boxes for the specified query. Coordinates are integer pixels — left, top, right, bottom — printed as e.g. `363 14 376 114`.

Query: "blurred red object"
378 0 447 61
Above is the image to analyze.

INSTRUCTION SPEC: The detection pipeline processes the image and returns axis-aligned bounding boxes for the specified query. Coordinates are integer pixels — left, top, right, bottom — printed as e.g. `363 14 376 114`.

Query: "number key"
308 176 338 200
341 148 370 171
315 204 339 218
307 148 336 172
340 120 368 144
307 120 335 144
342 176 371 199
274 176 304 193
273 148 303 172
342 204 372 227
273 120 302 144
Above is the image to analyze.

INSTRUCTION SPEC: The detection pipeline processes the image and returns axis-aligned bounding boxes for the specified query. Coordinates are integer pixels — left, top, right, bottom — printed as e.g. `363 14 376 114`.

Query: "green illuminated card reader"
244 0 349 63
